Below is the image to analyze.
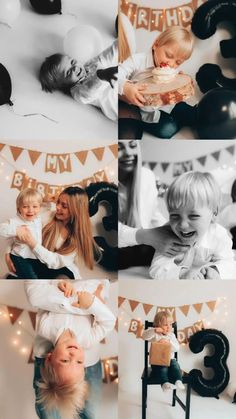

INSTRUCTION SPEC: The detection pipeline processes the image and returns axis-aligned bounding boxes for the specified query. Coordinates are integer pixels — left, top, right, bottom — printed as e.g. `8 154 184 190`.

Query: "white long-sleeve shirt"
119 167 166 248
0 214 42 259
149 223 236 280
25 280 115 367
142 328 179 359
71 41 118 121
119 49 174 123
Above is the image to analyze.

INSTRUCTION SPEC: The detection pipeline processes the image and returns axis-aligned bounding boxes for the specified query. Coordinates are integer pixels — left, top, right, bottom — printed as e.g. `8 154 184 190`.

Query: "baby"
142 311 184 391
149 171 236 280
39 40 118 121
119 26 196 138
0 188 43 279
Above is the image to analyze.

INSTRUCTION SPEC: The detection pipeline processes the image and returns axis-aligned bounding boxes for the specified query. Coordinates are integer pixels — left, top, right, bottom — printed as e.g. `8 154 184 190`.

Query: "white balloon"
0 0 21 27
64 25 104 64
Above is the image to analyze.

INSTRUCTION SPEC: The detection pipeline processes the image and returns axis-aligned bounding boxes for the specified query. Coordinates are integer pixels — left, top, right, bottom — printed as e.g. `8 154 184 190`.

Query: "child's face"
55 194 71 224
58 55 87 86
118 140 138 174
48 336 85 385
19 199 41 221
153 41 186 69
169 204 214 244
160 318 172 335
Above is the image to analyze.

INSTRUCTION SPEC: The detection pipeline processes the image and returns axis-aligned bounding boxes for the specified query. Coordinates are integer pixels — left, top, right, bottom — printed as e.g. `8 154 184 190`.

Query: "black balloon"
196 88 236 139
196 63 236 93
189 328 230 398
29 0 61 15
0 63 13 106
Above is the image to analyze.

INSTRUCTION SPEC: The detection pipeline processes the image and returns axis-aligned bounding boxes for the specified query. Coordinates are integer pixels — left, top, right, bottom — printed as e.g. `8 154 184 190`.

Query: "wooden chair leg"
172 389 176 406
185 382 191 419
142 380 147 419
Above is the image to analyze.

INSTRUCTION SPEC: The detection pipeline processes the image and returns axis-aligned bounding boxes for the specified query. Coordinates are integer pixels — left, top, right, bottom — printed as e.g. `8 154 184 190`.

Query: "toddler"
119 26 196 138
39 40 118 121
149 171 236 280
0 188 43 279
142 311 184 391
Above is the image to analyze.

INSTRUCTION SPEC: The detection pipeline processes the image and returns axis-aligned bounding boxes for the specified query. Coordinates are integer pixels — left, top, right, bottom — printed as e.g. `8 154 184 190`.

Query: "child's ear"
45 352 52 364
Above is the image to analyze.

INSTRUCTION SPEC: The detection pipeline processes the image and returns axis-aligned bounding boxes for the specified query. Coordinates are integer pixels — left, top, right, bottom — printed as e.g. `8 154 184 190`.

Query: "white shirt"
0 214 42 259
25 280 115 367
119 49 174 123
71 41 118 121
150 223 236 280
142 328 179 359
119 167 166 247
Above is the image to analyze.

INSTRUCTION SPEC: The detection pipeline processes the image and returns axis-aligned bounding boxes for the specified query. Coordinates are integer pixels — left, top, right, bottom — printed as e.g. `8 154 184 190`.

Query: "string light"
16 330 21 335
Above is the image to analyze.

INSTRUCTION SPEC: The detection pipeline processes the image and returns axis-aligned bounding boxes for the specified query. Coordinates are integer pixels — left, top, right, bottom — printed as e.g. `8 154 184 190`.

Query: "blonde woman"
118 140 189 268
6 186 100 279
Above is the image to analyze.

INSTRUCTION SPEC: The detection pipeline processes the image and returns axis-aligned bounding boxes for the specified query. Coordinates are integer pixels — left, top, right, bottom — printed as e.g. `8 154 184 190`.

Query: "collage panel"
119 279 236 419
119 139 236 280
0 0 117 141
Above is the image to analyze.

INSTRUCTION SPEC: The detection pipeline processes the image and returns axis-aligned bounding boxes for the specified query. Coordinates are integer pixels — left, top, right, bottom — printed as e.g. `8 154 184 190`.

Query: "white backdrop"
0 0 117 141
0 138 118 279
0 280 118 419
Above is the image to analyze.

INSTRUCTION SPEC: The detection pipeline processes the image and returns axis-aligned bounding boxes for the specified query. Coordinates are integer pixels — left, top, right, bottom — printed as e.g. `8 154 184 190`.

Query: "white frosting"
152 66 177 83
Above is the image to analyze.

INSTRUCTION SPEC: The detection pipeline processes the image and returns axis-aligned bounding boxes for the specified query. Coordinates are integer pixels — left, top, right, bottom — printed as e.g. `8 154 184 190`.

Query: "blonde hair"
152 26 194 61
118 140 142 228
166 171 221 215
154 311 173 328
42 187 101 269
118 14 131 62
16 188 43 213
37 362 88 419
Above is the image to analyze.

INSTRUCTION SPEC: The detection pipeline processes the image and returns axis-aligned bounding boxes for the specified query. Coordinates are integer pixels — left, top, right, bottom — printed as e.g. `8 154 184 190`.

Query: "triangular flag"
10 146 24 161
179 304 190 316
0 143 5 152
28 347 34 364
118 296 125 307
129 299 140 312
143 303 153 315
6 306 23 324
149 162 157 171
92 147 105 161
225 145 235 156
206 300 217 312
28 311 37 330
109 144 118 158
101 338 106 344
211 150 220 161
193 303 203 314
28 150 41 165
197 156 207 166
115 318 118 332
75 151 88 165
161 162 170 172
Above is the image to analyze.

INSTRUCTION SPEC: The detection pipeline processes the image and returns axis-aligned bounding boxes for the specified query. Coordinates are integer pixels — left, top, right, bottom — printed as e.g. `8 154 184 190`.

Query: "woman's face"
48 335 84 385
56 194 71 224
118 140 138 174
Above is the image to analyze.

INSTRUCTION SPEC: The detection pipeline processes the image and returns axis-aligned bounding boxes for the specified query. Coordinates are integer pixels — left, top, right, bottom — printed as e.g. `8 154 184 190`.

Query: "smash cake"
152 62 178 83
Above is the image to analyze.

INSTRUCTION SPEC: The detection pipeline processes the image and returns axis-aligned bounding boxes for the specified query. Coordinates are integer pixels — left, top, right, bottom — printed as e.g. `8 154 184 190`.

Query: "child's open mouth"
180 231 196 238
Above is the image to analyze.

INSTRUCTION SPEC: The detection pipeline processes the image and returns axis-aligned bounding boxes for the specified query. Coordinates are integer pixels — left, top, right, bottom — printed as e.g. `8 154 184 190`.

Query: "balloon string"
9 107 58 123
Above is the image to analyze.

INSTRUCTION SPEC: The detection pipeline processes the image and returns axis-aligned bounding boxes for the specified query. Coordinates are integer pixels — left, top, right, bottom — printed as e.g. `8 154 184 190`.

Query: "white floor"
119 387 236 419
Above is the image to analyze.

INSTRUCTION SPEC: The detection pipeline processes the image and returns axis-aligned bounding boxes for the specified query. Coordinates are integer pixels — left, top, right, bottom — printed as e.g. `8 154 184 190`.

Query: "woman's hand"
72 291 94 309
5 253 16 273
16 226 37 249
158 339 169 344
58 280 75 297
136 225 190 256
123 81 147 107
155 327 164 334
97 66 118 88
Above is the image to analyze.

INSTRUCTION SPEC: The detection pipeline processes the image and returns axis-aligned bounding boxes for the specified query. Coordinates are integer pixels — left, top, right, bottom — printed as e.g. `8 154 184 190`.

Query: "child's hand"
97 66 118 88
72 291 94 309
123 82 147 107
58 280 75 298
203 266 221 280
155 327 164 334
180 268 205 280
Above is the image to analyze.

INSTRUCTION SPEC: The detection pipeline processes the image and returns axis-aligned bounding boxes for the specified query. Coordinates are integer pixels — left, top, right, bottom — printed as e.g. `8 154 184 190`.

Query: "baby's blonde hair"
154 311 173 328
152 26 194 61
166 171 221 215
16 188 43 213
37 362 88 419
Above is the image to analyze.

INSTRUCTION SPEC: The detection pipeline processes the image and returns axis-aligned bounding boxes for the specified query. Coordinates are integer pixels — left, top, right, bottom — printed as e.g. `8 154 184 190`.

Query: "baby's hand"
123 82 147 107
180 268 205 280
203 266 221 280
58 280 75 298
72 291 94 309
155 327 164 334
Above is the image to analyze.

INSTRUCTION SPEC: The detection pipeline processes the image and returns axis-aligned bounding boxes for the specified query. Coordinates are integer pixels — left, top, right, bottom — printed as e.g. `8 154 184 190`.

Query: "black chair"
141 320 191 419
